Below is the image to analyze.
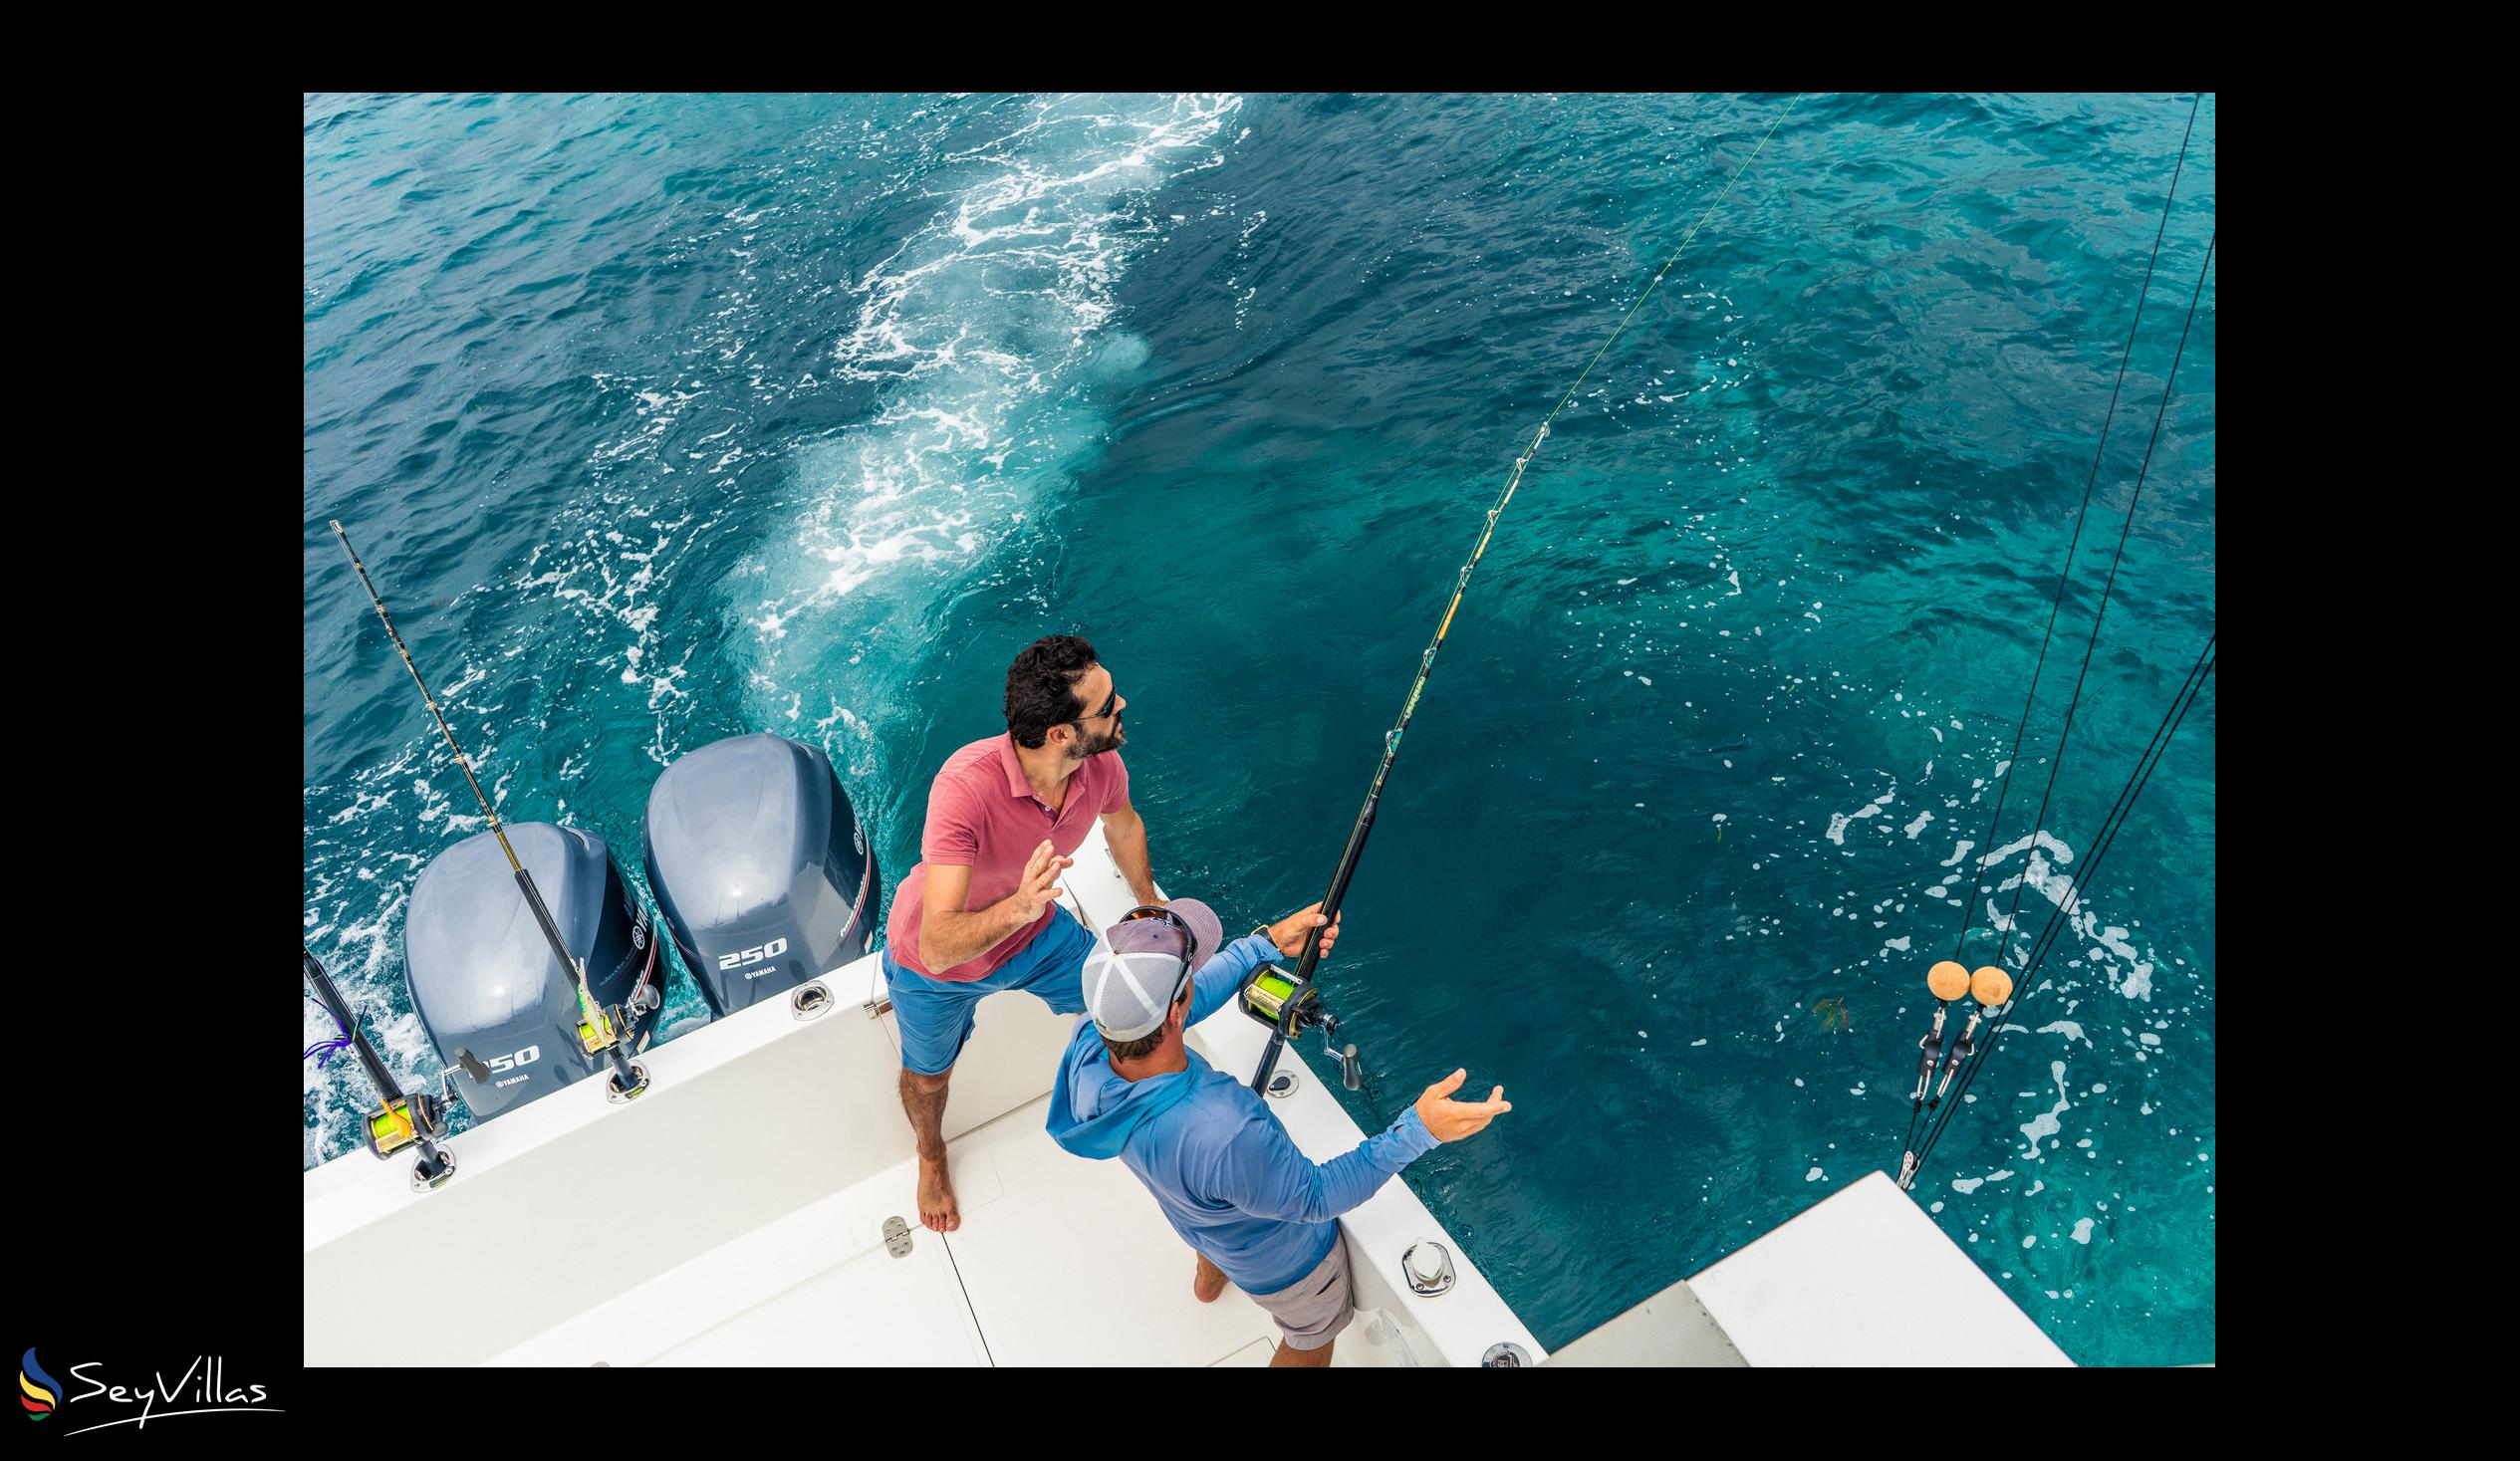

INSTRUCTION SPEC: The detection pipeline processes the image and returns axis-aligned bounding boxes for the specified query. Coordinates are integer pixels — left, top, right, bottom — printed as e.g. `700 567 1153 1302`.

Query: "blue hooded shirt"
1046 932 1438 1296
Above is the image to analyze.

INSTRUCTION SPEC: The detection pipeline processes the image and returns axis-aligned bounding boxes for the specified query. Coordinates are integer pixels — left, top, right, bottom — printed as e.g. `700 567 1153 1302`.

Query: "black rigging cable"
1911 636 2213 1176
1908 229 2217 1183
1898 94 2204 1173
1944 92 2202 967
1988 225 2218 978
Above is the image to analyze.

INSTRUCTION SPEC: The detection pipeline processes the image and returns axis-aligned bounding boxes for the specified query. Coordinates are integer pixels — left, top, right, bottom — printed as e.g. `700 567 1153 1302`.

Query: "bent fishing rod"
332 520 653 1100
1241 96 1803 1095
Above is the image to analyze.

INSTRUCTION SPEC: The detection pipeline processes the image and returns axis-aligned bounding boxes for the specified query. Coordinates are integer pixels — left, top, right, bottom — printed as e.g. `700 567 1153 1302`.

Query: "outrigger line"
1895 113 2216 1191
1242 96 1805 1095
331 521 654 1100
1939 92 2202 976
1897 95 2201 1188
1907 634 2213 1185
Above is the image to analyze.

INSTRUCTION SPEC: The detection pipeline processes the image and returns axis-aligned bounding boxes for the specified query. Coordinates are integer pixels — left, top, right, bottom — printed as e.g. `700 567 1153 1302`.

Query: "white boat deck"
306 822 2077 1367
305 826 1529 1367
487 1086 1412 1368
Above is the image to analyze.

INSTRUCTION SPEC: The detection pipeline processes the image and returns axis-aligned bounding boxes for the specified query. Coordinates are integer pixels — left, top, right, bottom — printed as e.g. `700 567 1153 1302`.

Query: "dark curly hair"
1005 634 1100 749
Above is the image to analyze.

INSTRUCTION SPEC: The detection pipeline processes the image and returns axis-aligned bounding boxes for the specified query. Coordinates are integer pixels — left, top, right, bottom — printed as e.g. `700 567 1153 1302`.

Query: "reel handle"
1315 1010 1363 1092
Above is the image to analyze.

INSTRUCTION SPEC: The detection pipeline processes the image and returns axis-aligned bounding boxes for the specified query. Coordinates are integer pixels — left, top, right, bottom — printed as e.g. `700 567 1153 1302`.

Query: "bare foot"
917 1155 960 1232
1192 1253 1227 1304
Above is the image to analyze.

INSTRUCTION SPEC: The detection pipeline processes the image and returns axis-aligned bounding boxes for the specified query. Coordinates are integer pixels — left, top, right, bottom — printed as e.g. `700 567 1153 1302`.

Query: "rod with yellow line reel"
332 520 651 1101
1239 99 1801 1099
304 945 457 1189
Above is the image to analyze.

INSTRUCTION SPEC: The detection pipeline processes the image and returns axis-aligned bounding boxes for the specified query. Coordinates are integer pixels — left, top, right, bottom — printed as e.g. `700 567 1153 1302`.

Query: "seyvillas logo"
20 1350 280 1435
21 1348 57 1420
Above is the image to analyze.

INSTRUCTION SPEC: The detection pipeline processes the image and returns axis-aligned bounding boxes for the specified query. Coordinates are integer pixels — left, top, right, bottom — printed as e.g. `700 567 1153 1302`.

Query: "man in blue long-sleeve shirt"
1045 896 1511 1366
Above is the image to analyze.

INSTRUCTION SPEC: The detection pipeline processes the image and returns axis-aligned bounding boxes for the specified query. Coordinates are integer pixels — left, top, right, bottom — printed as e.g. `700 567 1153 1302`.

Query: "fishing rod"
304 944 456 1188
1241 96 1804 1095
1904 635 2213 1187
1896 960 1973 1181
331 520 651 1100
1894 962 2010 1190
1900 221 2215 1189
1893 96 2210 1191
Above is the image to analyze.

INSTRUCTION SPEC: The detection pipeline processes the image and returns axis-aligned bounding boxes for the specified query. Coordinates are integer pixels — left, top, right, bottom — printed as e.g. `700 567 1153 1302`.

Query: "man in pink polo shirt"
883 633 1159 1231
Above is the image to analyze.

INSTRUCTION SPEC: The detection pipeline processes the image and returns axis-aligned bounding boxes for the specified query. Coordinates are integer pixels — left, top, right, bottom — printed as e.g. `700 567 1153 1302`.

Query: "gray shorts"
1248 1235 1356 1350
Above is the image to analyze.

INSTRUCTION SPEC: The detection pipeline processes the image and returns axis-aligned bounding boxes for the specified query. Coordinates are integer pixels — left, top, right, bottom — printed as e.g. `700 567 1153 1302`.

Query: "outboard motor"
643 732 881 1016
404 823 659 1121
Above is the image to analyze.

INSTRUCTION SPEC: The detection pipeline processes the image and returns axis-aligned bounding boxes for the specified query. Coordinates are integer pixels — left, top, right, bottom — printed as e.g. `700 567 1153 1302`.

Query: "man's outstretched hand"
1414 1068 1511 1143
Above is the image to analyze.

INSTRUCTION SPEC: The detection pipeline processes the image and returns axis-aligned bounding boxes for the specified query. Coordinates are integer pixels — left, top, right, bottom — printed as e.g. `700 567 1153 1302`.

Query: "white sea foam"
305 98 1250 1169
1825 782 1896 845
2018 1060 2071 1158
710 96 1247 749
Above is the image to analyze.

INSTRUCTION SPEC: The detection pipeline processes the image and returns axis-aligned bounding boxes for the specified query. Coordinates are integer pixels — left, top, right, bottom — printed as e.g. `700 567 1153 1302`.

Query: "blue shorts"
883 907 1093 1077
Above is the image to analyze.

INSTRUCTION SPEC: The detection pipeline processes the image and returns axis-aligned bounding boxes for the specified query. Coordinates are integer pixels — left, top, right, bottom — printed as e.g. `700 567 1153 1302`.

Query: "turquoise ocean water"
303 93 2215 1364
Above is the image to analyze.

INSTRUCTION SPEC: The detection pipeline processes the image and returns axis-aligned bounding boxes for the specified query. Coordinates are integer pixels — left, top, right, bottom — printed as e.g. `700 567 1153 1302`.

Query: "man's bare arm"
1102 803 1158 905
917 846 1069 971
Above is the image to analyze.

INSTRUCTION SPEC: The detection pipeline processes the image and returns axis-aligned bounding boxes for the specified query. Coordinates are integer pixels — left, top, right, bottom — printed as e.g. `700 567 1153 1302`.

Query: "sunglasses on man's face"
1072 683 1121 727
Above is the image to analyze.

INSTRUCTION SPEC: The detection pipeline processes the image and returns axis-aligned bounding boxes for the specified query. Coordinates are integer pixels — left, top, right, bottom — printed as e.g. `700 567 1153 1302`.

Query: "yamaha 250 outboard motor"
643 732 880 1016
404 823 659 1121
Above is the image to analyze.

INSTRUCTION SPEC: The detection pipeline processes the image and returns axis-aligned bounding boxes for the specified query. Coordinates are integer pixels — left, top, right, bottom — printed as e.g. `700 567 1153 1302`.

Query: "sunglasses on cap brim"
1121 903 1200 965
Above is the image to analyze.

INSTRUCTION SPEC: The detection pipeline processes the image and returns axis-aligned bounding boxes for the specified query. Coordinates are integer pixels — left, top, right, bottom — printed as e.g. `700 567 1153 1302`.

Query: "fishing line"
1945 93 2203 966
1900 632 2219 1173
1907 230 2217 1184
1908 635 2213 1180
304 992 352 1066
1985 235 2214 975
1243 95 1806 1096
1901 95 2204 1175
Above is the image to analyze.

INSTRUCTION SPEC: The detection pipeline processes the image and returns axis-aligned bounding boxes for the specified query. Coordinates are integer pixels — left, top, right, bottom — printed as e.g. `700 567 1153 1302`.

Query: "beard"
1069 715 1125 759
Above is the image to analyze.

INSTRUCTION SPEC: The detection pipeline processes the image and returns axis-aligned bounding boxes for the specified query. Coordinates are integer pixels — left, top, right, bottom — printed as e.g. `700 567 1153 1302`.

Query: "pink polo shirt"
883 734 1132 981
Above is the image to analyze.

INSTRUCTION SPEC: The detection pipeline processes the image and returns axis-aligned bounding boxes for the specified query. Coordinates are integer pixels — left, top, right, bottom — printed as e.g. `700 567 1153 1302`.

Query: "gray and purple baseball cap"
1083 897 1226 1042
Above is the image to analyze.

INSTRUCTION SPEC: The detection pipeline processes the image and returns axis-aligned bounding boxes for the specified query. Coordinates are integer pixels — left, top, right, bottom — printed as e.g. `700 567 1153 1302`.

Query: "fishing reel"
568 992 657 1098
365 1090 448 1160
365 1091 456 1189
1243 962 1363 1093
581 963 663 1064
576 1006 623 1057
